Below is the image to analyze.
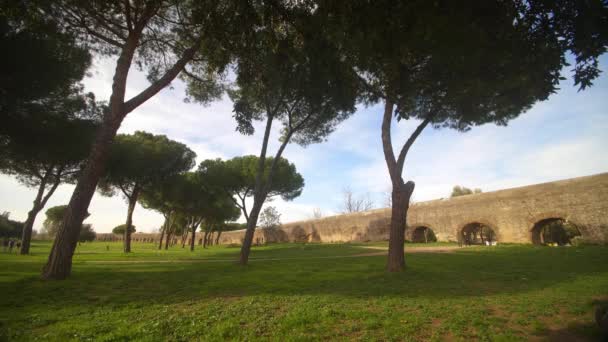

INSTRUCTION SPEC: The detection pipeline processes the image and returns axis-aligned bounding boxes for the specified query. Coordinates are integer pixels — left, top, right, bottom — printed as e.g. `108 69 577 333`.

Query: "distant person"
15 241 21 250
8 239 15 253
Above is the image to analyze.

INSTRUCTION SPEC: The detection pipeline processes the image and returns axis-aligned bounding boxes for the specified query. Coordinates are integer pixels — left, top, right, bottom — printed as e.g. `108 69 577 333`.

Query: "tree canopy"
197 156 304 221
112 224 136 235
0 212 23 239
42 205 90 239
40 0 252 279
0 1 93 138
140 171 240 251
99 131 196 199
316 0 608 272
451 186 482 198
99 131 196 253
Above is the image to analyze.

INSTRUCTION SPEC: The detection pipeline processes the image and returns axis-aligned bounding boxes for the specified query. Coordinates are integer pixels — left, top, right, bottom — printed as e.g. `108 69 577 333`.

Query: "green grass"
0 241 606 341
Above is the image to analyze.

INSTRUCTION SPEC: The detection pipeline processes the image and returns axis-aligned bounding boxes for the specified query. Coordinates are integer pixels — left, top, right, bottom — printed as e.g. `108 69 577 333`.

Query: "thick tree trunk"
42 118 122 279
40 25 202 280
123 188 139 253
386 181 415 272
240 199 264 264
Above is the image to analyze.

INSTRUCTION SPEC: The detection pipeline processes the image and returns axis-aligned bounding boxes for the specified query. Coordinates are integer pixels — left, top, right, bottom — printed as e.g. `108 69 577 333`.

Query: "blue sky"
1 56 607 233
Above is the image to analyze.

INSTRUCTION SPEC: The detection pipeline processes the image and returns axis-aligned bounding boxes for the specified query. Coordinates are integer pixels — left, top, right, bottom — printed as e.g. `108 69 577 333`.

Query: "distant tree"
0 112 100 254
340 186 374 213
451 186 482 198
140 172 240 251
40 0 247 280
311 208 324 220
112 224 136 235
0 212 23 239
227 2 360 265
322 0 608 271
99 131 196 253
259 206 281 230
42 205 90 239
78 224 96 243
198 156 303 223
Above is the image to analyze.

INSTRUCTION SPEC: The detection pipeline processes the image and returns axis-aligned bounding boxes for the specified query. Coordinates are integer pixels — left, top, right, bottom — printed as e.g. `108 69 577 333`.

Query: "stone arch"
410 225 437 243
459 221 498 245
530 217 582 245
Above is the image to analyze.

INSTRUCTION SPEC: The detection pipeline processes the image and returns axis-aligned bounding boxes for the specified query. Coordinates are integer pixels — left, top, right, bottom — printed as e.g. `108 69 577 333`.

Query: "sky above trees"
2 55 607 233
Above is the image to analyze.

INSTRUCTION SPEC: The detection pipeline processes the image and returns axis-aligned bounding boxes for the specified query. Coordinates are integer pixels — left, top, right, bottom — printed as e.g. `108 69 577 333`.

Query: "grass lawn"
0 241 606 341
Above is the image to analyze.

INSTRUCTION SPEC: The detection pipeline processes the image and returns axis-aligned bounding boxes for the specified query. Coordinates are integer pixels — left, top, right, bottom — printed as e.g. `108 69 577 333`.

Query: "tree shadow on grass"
1 246 607 310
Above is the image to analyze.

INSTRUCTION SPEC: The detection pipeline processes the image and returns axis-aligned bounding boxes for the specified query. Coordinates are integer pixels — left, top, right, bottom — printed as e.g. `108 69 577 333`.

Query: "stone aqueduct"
97 173 608 245
218 173 608 245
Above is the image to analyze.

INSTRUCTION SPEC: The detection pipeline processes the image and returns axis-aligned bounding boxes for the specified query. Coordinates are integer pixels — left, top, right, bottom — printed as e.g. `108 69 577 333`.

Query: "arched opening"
411 226 437 243
461 222 497 246
531 218 581 246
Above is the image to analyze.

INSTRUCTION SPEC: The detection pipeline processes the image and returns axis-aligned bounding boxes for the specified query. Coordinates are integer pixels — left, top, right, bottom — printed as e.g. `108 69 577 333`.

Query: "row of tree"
1 1 605 279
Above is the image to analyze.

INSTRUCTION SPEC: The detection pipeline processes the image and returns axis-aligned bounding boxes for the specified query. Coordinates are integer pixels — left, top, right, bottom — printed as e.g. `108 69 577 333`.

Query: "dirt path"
81 246 462 264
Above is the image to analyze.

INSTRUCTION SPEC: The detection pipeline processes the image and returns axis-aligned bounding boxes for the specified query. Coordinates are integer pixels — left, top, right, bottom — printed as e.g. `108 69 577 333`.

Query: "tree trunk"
40 24 202 279
190 226 196 251
203 230 209 248
215 231 222 245
181 230 187 248
240 199 264 264
380 99 430 272
41 117 123 279
20 208 40 255
158 226 165 250
21 169 58 255
386 181 415 272
123 187 139 253
165 231 171 250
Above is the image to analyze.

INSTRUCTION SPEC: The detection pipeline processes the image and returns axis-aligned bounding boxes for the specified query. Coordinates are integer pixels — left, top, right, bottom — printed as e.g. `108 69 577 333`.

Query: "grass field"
0 241 607 341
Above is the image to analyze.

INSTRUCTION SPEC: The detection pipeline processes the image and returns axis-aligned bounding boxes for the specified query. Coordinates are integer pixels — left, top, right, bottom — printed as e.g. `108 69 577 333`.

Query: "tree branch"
381 99 399 183
395 114 435 175
123 37 203 115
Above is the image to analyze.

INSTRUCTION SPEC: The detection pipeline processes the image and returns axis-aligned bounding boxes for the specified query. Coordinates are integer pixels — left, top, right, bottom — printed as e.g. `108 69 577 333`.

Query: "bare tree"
340 186 374 213
383 188 392 208
311 207 324 219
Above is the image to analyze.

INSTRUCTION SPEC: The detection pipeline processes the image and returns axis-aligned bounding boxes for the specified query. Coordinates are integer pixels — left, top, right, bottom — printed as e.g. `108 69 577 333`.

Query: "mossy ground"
0 241 606 341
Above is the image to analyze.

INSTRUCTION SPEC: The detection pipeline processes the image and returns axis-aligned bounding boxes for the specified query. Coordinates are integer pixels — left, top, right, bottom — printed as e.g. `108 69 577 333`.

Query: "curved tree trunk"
42 117 122 279
20 209 39 255
123 187 139 253
240 199 264 264
40 23 201 279
21 169 61 255
381 99 431 272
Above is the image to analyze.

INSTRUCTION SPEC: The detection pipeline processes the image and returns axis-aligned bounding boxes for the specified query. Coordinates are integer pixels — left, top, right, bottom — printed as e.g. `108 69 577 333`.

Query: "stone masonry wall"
217 173 608 245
